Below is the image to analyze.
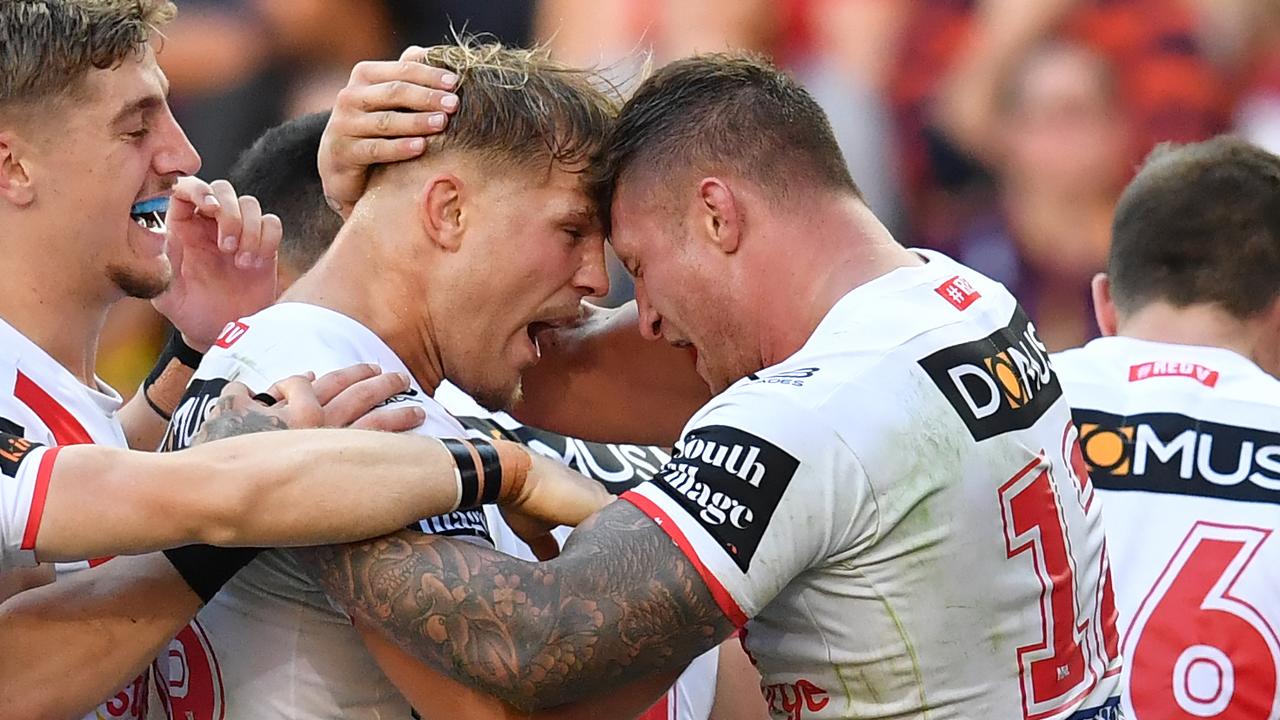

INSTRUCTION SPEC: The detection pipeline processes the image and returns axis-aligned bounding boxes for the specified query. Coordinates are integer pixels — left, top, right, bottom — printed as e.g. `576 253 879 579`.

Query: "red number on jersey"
1000 451 1119 720
1128 523 1280 718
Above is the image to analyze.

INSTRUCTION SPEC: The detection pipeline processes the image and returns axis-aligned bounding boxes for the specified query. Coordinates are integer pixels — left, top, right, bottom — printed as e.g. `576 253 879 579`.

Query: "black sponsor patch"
0 417 25 438
0 431 42 477
415 508 492 544
651 424 798 572
1074 408 1280 505
455 415 670 493
919 306 1062 441
162 377 231 452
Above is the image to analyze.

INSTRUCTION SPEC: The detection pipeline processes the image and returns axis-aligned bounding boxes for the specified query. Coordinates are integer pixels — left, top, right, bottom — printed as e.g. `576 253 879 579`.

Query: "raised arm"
301 500 735 712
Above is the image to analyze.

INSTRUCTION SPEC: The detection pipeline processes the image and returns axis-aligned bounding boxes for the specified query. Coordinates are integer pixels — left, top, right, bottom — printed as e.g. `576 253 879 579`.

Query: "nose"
634 279 663 341
574 238 611 299
153 103 202 178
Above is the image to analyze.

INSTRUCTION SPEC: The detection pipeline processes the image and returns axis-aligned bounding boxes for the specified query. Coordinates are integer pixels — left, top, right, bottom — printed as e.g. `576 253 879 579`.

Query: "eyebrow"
109 94 167 127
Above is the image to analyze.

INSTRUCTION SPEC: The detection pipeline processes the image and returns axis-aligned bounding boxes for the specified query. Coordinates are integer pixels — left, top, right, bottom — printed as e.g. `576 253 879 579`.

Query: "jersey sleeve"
621 386 876 625
0 432 57 572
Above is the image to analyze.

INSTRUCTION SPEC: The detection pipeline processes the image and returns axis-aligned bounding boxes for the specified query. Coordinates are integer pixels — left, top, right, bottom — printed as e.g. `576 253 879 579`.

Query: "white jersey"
0 318 151 719
157 303 489 720
435 383 719 720
1055 336 1280 718
623 251 1122 719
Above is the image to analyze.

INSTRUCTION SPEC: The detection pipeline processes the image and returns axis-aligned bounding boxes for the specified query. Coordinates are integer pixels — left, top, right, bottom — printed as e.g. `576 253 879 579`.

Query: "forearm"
0 554 200 720
301 502 732 711
34 432 512 561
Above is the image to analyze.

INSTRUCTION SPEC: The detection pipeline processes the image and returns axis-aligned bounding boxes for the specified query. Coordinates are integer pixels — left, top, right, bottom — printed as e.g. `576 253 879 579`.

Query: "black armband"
163 544 261 604
143 330 206 421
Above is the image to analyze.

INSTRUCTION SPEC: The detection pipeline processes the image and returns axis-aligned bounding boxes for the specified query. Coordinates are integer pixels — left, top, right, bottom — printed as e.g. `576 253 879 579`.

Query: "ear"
418 174 465 252
1091 272 1119 337
0 132 36 207
697 178 741 254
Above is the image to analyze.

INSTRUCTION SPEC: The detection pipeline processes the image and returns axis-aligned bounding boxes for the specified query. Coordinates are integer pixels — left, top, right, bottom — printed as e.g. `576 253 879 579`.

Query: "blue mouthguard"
130 197 170 216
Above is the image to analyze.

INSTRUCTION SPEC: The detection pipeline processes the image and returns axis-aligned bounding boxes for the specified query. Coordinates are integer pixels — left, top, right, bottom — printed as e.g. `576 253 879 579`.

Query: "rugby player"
1053 137 1280 717
304 52 1125 718
150 42 655 720
0 2 284 716
0 369 613 720
226 110 766 720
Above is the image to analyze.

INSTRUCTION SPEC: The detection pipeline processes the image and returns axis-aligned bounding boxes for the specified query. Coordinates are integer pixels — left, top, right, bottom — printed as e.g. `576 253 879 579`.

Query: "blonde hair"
407 39 621 173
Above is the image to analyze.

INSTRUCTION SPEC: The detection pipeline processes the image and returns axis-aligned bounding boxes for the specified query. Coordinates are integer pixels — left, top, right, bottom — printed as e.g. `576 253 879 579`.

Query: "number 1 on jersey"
1000 453 1119 719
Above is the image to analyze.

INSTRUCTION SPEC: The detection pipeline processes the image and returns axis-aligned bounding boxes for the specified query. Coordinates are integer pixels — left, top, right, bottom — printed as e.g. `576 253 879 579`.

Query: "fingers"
207 179 244 253
320 370 415 428
233 195 263 269
309 363 382 405
350 55 460 101
350 405 427 433
167 176 217 223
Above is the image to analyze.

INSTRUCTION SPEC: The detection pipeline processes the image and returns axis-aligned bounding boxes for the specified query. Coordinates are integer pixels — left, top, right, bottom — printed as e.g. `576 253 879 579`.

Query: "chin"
463 377 523 413
108 260 172 300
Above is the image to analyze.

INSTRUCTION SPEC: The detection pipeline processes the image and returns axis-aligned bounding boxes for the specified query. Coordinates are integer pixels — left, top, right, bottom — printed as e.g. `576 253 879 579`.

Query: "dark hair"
403 41 620 175
1109 136 1280 318
228 112 341 276
0 0 175 110
592 52 859 222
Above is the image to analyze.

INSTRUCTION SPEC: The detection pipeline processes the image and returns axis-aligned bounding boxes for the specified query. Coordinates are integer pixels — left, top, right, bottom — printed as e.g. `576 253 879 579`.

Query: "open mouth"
130 197 169 233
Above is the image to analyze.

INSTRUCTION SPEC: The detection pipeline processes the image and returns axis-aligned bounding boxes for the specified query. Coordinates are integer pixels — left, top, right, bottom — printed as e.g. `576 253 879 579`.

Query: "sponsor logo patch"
416 507 492 544
1128 361 1219 387
0 432 40 477
651 425 798 572
748 367 820 388
919 307 1062 441
457 415 670 493
764 679 829 719
935 275 981 310
1075 408 1280 504
163 378 231 452
214 321 249 349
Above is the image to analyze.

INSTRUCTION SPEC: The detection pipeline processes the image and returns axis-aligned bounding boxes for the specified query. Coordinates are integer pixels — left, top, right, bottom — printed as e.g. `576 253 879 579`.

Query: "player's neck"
1117 302 1274 372
752 197 921 368
0 243 111 386
284 231 445 395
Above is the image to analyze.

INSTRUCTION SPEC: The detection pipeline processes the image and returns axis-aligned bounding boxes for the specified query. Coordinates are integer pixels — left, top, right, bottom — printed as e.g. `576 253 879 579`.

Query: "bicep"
307 501 735 710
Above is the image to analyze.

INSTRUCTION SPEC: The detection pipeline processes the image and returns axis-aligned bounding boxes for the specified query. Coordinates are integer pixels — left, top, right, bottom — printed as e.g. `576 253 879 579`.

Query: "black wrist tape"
163 544 261 604
472 439 504 505
442 438 480 508
143 330 207 421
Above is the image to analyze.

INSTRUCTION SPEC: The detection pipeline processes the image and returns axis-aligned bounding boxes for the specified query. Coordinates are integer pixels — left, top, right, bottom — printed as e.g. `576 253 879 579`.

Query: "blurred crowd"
101 0 1280 391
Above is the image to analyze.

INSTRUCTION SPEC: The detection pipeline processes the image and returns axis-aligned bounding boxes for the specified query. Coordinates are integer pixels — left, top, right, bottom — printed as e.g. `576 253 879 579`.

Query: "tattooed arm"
301 500 735 711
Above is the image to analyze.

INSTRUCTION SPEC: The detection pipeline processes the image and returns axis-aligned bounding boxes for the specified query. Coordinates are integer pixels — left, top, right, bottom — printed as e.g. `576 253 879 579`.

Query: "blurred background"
103 0 1280 394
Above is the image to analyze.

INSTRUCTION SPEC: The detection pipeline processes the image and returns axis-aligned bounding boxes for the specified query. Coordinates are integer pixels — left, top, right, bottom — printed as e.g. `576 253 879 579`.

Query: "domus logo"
1073 409 1280 504
919 307 1062 441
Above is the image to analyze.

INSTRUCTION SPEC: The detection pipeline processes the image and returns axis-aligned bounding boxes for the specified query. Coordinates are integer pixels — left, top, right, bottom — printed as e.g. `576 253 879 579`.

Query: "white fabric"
157 303 485 720
1056 336 1280 718
624 251 1122 719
